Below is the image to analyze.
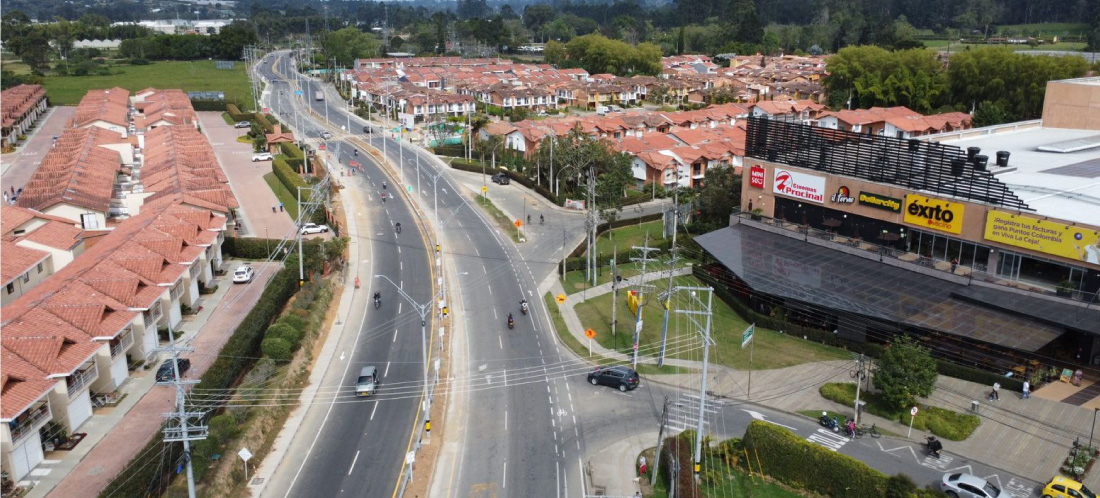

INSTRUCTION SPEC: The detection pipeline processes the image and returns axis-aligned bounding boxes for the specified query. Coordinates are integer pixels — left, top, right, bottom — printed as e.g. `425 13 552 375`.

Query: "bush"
818 382 981 440
226 103 254 122
885 474 918 498
936 360 1022 392
261 337 293 361
130 57 150 65
265 323 302 350
221 236 280 259
254 113 275 134
273 156 311 202
433 144 465 157
659 431 700 498
742 421 886 497
191 100 228 112
276 314 307 333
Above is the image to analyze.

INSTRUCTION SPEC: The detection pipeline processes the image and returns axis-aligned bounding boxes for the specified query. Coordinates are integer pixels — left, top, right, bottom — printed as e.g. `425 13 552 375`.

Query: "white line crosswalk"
667 393 726 432
807 428 849 451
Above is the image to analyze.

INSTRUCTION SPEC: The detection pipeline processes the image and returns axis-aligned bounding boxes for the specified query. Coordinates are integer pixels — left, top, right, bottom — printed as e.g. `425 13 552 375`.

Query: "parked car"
234 121 251 129
587 366 640 392
156 358 192 382
1043 476 1096 498
252 152 273 162
491 173 511 185
300 223 330 234
941 473 1006 498
232 266 255 284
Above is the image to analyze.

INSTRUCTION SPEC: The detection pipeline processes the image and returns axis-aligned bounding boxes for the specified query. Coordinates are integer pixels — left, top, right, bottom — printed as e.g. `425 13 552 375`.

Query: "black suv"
491 173 511 185
156 358 192 382
587 366 640 392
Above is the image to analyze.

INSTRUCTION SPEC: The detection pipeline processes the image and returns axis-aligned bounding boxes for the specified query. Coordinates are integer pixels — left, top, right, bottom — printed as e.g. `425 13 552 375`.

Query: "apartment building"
1 84 48 148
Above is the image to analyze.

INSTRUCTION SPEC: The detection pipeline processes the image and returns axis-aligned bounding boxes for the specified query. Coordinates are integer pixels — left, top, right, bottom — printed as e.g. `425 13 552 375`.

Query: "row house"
131 88 200 129
485 87 557 113
0 201 228 482
749 99 828 124
402 92 477 123
68 87 131 136
816 106 973 138
1 84 48 148
1 207 85 307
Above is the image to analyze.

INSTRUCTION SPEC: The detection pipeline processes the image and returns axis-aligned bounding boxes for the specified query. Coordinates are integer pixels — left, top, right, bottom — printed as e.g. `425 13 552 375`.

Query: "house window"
23 272 30 283
6 283 13 294
37 262 43 273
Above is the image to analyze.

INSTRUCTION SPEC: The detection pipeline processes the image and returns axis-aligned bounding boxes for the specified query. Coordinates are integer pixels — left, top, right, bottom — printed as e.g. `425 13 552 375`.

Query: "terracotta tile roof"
69 87 130 129
1 239 49 285
138 125 237 213
17 221 83 252
1 84 47 129
15 126 125 214
0 349 57 420
2 308 103 373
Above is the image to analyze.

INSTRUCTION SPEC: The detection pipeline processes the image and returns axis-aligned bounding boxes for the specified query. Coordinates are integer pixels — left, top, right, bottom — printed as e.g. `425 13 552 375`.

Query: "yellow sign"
903 194 965 234
481 186 488 194
984 211 1100 264
555 294 567 304
585 328 596 339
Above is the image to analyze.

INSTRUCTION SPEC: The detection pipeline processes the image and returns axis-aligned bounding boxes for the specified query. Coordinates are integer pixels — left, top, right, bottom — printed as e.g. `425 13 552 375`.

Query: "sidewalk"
545 273 1095 493
29 261 278 498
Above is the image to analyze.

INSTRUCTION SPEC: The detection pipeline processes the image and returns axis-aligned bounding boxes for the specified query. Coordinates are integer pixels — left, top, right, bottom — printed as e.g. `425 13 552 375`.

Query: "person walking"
1022 380 1030 399
279 202 284 212
950 258 959 273
638 455 647 476
272 204 276 213
989 381 1000 401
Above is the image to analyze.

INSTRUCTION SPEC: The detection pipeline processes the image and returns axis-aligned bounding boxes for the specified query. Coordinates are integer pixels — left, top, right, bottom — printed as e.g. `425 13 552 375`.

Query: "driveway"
1 107 75 191
197 111 298 239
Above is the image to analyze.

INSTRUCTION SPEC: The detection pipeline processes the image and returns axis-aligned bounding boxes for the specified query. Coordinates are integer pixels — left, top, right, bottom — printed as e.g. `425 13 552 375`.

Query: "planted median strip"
820 382 980 441
473 195 523 242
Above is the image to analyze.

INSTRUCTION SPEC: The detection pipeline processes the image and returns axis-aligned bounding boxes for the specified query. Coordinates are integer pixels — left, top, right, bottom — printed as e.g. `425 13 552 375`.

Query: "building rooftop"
940 126 1100 225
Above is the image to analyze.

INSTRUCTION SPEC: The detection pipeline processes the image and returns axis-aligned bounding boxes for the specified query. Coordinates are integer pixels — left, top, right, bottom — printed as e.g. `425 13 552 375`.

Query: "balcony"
66 363 99 399
109 329 134 358
8 400 51 443
144 303 163 328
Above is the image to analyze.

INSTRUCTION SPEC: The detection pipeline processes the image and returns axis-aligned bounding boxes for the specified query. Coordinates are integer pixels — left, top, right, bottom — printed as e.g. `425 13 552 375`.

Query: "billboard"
772 169 826 204
858 191 902 212
903 194 964 234
984 211 1100 265
749 164 766 189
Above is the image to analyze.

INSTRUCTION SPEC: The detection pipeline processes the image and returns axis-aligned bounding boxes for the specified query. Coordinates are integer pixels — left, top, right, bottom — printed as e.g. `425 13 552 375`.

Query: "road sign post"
238 447 253 482
585 328 596 357
907 406 918 438
742 324 755 398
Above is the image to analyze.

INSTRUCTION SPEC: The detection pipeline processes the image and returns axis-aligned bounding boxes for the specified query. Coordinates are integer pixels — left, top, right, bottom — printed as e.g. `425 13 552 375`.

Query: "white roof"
940 126 1100 226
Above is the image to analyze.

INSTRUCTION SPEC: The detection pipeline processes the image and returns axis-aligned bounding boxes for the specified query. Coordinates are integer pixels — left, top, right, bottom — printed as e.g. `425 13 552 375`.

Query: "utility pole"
630 233 660 369
651 396 671 486
658 185 681 367
586 166 598 287
376 274 433 441
852 353 867 424
157 321 206 498
611 243 618 336
670 286 715 483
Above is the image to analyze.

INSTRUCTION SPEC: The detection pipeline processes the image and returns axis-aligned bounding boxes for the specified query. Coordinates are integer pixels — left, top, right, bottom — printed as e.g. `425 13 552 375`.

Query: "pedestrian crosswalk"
807 428 850 451
667 393 726 432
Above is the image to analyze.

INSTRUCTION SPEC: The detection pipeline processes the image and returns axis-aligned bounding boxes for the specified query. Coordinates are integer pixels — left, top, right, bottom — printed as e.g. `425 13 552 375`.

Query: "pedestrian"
950 258 958 273
1022 380 1030 399
2 192 7 203
279 202 284 212
989 381 1000 401
638 455 647 476
272 205 276 213
9 185 14 195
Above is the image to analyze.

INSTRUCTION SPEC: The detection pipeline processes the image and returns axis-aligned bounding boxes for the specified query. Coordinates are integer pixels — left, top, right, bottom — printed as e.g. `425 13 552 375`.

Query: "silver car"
941 473 1006 498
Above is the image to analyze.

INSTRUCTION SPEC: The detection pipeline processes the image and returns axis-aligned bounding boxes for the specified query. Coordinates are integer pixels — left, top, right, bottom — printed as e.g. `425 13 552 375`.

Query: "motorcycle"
395 223 402 234
373 293 381 309
520 300 529 315
924 436 943 458
508 315 515 330
818 412 839 432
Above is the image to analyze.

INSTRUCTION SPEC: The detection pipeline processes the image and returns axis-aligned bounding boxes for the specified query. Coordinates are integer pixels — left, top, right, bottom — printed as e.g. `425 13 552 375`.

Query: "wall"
1041 78 1100 130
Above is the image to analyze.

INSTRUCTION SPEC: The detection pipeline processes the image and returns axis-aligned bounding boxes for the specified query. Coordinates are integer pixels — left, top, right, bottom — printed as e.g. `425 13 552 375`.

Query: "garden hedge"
433 144 465 157
659 432 701 498
191 100 228 112
741 421 886 497
254 113 276 134
278 142 306 171
272 156 311 202
221 237 281 260
225 103 254 122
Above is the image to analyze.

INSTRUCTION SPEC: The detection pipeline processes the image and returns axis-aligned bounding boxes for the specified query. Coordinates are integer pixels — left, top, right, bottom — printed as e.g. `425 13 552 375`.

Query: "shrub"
741 421 886 497
276 314 307 333
261 337 293 361
208 414 240 442
130 57 150 65
885 474 918 498
433 144 465 157
254 113 275 134
659 431 700 498
272 156 311 202
265 323 302 350
221 236 280 259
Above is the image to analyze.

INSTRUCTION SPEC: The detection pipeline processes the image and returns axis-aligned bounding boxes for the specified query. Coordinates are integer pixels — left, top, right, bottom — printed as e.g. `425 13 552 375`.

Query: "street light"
375 274 432 424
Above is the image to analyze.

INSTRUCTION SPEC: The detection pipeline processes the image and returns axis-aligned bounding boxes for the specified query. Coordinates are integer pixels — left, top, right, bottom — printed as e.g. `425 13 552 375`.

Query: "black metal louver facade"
745 117 1033 211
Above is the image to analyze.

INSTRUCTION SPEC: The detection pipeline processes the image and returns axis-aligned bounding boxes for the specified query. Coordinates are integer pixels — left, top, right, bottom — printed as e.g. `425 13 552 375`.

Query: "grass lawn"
922 40 1088 51
573 275 853 370
42 60 252 106
562 261 654 294
592 219 667 260
1 60 33 75
263 171 301 221
819 382 980 440
995 22 1090 36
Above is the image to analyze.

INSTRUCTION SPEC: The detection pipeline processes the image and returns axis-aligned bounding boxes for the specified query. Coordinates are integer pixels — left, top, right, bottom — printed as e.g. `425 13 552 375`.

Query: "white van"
356 366 378 396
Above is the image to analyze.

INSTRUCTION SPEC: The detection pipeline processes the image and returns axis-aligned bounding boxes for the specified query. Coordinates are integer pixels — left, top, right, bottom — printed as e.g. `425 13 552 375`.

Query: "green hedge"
255 113 276 134
819 383 981 441
265 323 302 350
226 103 254 122
742 421 885 497
937 360 1023 392
221 237 282 260
278 142 306 171
191 100 228 112
433 144 465 157
660 432 701 498
272 157 311 203
450 159 559 205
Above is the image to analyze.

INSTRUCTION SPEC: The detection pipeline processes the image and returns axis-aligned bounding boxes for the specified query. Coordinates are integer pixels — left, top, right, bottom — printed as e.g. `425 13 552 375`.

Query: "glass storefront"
909 229 992 271
996 249 1095 293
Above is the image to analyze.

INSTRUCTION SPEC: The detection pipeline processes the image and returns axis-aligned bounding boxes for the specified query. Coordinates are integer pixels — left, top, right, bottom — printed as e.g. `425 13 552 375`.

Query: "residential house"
1 206 85 307
1 84 48 148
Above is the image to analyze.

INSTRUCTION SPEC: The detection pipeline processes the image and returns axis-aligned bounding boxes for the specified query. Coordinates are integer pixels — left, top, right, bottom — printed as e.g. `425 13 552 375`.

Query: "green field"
41 60 252 106
573 275 853 370
995 23 1090 36
922 40 1088 52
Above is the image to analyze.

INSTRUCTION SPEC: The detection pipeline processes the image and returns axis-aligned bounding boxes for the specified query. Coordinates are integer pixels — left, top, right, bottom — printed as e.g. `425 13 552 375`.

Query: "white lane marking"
370 401 378 420
474 247 480 257
400 261 403 271
399 302 403 314
807 429 848 451
348 450 360 475
466 233 472 241
743 409 799 431
487 286 492 295
499 335 503 349
384 361 391 377
504 410 508 432
502 461 507 489
493 309 498 320
393 329 399 342
398 246 401 254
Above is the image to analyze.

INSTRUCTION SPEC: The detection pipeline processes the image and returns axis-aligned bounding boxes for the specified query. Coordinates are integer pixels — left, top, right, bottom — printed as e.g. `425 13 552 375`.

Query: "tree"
16 28 51 73
523 4 555 33
873 336 938 410
971 100 1007 127
216 20 259 60
725 0 763 44
320 26 381 67
544 39 567 65
696 166 741 227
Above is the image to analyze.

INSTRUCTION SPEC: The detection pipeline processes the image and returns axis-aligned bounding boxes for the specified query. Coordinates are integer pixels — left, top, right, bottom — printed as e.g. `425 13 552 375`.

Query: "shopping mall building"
697 77 1100 380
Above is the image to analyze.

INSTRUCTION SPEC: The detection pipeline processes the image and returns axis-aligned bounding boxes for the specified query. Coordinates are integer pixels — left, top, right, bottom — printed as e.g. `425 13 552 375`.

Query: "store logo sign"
830 186 855 204
749 165 766 189
772 169 825 204
903 194 964 234
858 191 902 212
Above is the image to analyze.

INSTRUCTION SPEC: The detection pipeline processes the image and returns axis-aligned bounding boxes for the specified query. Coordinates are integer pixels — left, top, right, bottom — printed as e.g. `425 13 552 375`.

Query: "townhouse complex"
1 88 237 482
1 85 49 149
344 54 973 191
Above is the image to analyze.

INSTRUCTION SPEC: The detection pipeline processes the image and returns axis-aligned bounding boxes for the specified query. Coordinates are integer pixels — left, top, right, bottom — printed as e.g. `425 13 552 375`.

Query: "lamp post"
1090 408 1098 451
375 274 431 424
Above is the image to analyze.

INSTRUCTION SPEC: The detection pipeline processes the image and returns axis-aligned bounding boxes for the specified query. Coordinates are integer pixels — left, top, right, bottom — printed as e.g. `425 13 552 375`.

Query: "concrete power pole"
586 166 598 287
630 233 660 369
651 396 671 486
658 187 682 367
670 286 715 483
157 323 206 498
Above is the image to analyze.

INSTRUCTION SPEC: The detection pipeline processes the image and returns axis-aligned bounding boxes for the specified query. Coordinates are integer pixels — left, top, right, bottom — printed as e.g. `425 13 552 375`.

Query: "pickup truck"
314 91 324 101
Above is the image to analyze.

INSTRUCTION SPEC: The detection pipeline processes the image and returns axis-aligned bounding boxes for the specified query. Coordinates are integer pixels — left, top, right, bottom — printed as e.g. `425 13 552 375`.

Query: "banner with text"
903 194 964 234
772 168 826 204
984 211 1100 265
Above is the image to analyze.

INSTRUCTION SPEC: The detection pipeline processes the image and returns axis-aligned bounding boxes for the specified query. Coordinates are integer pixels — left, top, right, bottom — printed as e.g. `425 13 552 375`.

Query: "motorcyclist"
395 222 402 233
926 436 942 457
373 292 381 307
383 181 387 189
382 192 387 203
818 411 830 426
527 214 531 224
846 418 856 438
507 313 515 328
354 149 358 156
540 214 544 225
520 299 529 314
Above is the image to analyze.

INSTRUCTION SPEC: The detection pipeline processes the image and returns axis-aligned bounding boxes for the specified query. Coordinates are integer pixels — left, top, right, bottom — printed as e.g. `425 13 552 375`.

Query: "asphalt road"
256 52 434 498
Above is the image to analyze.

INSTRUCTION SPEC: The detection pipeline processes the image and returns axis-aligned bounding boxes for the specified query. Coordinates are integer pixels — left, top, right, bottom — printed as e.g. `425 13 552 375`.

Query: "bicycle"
854 423 880 438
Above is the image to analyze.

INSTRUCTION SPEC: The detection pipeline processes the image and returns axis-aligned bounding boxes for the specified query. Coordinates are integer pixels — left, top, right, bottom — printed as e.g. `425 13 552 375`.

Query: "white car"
300 223 330 234
252 152 273 162
941 473 1006 498
234 121 251 129
320 131 333 139
232 266 254 284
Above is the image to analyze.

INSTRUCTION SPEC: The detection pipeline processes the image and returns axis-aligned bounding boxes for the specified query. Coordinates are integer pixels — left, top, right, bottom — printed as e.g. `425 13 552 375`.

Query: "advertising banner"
749 164 766 189
858 191 903 212
984 211 1100 265
903 194 964 234
772 169 826 204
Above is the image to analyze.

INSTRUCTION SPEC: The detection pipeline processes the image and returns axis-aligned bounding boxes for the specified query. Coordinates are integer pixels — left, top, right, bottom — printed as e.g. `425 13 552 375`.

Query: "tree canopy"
561 34 662 76
873 336 938 410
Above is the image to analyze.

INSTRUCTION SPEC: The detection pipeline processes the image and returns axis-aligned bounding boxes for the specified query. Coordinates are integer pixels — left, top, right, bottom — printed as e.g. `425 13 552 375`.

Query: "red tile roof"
15 126 125 213
0 239 49 285
0 349 57 420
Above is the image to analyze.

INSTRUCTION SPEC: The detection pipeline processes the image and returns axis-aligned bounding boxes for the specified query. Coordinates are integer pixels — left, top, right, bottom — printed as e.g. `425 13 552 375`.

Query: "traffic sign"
514 219 522 228
238 448 252 462
555 294 566 304
481 186 488 194
741 324 755 349
585 328 596 339
910 406 919 417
